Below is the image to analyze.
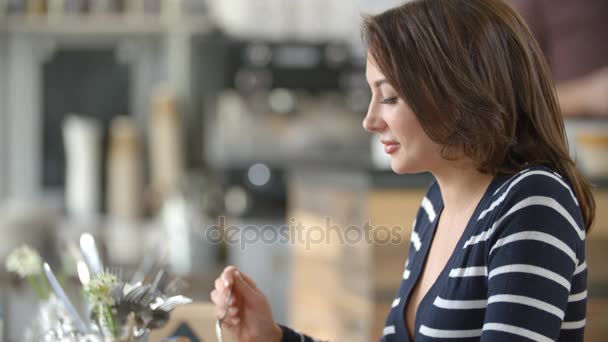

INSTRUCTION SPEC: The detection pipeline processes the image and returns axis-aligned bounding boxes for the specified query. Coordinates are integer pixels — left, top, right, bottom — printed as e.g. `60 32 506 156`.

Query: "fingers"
238 270 259 291
233 270 260 297
213 267 239 300
221 265 239 288
211 266 243 323
224 307 240 325
211 289 239 320
214 276 230 295
210 289 234 308
219 265 257 292
211 265 263 327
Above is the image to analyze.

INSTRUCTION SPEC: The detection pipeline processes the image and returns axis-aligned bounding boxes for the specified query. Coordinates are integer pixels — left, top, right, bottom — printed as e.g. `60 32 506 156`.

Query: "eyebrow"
373 79 389 88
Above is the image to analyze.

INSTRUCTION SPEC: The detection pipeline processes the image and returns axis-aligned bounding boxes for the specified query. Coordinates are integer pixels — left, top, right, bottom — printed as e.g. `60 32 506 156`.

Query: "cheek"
386 110 422 144
393 115 438 165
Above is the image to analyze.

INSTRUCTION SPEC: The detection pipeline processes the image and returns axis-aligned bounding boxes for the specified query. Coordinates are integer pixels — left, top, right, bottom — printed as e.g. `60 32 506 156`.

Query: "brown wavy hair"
362 0 596 230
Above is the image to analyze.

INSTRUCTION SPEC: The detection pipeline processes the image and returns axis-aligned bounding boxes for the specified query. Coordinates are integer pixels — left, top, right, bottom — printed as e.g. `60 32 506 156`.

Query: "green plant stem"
100 304 119 338
27 273 51 300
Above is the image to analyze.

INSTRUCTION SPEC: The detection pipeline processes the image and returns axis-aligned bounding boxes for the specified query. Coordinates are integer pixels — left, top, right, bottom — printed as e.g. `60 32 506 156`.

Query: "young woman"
210 0 596 341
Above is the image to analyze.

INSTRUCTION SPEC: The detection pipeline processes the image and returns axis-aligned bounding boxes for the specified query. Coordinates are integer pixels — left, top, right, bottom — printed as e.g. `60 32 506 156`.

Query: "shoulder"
476 165 585 254
491 165 581 218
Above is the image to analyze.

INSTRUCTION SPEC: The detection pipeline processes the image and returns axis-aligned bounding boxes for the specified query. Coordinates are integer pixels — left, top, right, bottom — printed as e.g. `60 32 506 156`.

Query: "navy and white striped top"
281 166 587 341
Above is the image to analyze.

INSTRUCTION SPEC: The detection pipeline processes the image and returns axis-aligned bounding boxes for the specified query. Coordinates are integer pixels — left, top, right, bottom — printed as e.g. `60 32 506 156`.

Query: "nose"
363 106 386 133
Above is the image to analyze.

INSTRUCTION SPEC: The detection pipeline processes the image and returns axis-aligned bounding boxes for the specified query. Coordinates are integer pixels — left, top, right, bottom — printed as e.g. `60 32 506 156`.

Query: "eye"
380 97 398 104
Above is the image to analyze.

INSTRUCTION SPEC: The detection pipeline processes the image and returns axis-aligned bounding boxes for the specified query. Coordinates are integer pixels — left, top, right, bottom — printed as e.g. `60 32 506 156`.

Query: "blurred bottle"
161 193 191 275
62 115 102 221
6 0 26 14
142 0 161 14
181 0 206 15
125 0 144 16
26 0 45 15
63 0 86 14
149 88 185 210
46 0 64 18
160 0 181 21
0 0 7 16
89 0 113 14
213 90 255 165
106 116 144 220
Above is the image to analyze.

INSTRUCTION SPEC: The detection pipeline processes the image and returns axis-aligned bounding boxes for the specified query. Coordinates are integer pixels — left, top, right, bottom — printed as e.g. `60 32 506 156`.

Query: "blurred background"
0 0 606 341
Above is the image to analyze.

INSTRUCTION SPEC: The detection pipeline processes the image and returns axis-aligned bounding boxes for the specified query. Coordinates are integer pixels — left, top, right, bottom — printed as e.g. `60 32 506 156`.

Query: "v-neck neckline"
398 174 504 341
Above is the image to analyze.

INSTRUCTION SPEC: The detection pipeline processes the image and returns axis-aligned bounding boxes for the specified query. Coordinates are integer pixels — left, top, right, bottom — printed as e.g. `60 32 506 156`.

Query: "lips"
381 140 400 154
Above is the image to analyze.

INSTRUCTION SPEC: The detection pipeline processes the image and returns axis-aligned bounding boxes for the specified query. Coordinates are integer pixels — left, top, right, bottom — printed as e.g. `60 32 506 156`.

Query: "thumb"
233 270 260 298
238 271 259 291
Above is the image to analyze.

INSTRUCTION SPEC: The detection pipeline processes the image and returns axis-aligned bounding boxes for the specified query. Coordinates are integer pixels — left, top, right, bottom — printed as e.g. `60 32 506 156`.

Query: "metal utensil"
156 295 192 312
215 291 232 342
133 309 171 338
43 263 91 334
129 240 165 285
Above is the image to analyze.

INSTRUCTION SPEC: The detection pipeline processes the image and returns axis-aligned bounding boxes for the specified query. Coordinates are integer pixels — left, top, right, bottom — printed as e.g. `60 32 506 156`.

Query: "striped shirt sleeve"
480 173 586 341
279 325 323 342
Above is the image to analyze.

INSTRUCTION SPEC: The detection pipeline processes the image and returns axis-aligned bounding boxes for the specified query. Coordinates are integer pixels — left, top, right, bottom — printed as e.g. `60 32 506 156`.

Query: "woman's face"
363 57 442 174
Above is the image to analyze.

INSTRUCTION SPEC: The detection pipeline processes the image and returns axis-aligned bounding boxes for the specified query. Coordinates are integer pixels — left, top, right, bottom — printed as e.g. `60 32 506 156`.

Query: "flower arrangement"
84 272 120 339
4 241 192 341
82 270 192 341
5 244 51 300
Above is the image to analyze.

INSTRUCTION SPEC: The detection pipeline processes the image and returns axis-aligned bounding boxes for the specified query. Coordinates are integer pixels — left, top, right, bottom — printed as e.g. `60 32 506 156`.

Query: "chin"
390 161 411 175
390 157 425 175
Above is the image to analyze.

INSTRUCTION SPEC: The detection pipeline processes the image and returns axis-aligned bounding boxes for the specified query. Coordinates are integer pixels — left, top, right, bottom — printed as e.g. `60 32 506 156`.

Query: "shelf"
0 14 358 42
0 14 214 35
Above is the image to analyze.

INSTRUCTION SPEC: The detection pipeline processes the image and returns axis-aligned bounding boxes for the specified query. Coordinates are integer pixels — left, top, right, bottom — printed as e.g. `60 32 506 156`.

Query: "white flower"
84 272 120 338
5 245 43 278
84 272 119 307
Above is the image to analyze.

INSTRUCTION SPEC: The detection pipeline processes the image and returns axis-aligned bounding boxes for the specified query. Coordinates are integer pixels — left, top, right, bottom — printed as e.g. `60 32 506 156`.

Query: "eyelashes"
380 97 398 105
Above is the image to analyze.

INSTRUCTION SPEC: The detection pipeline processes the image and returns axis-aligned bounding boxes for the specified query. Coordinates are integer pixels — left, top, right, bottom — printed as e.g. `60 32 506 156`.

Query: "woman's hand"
210 266 283 342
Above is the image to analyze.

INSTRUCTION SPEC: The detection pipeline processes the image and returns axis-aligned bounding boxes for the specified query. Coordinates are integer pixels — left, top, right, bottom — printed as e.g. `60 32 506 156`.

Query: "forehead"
365 56 385 83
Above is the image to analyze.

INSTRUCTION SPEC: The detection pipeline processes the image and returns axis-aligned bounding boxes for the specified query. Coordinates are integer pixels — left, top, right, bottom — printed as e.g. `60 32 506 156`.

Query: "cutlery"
43 262 91 333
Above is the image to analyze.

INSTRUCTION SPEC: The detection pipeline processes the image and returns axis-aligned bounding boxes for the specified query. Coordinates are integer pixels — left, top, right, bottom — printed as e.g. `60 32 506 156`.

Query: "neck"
432 161 495 213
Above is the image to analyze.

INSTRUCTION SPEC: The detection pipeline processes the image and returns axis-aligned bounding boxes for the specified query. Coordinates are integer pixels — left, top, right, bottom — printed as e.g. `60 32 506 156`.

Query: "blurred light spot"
246 43 272 67
247 163 271 187
235 69 272 93
268 89 295 114
325 44 348 67
274 46 320 68
225 186 249 216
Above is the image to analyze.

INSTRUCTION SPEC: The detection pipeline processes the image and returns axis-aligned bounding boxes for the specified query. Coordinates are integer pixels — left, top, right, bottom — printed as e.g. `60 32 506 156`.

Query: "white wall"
355 0 412 14
6 34 42 201
0 34 7 202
